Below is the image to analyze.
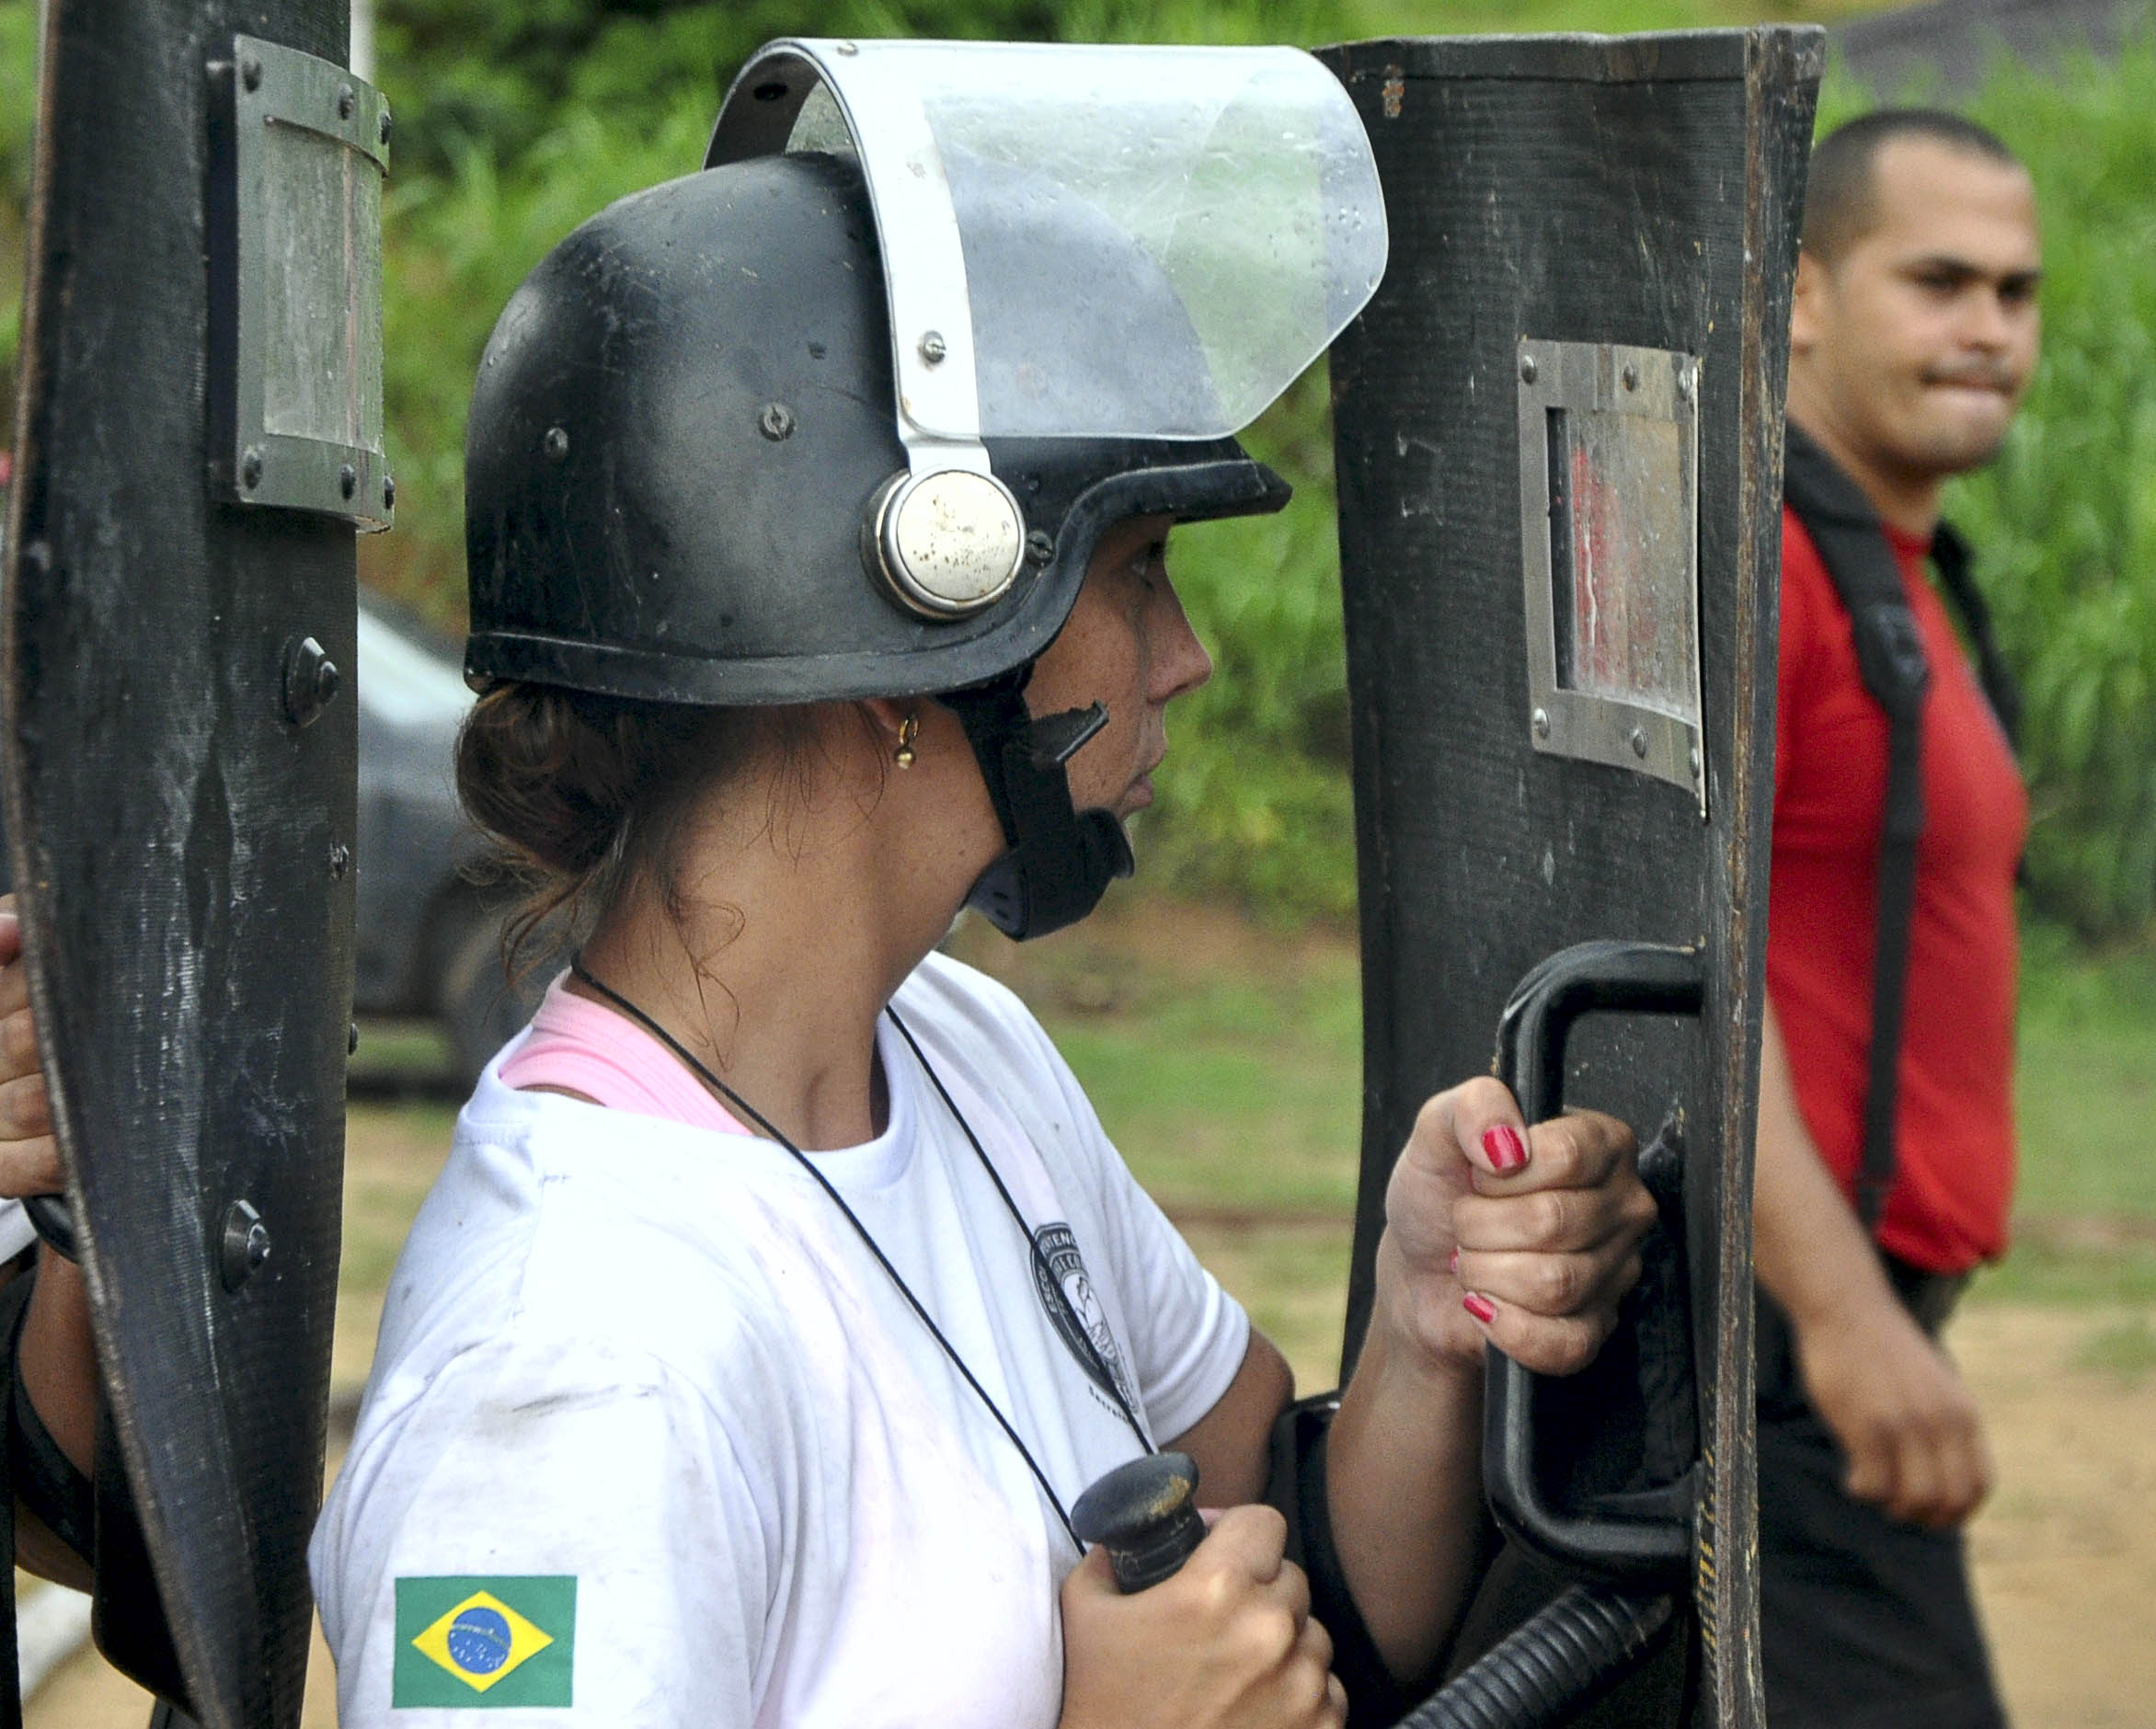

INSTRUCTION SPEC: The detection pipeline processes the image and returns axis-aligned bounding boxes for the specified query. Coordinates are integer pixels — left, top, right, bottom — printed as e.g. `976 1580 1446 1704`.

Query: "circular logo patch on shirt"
1032 1222 1141 1412
445 1606 513 1677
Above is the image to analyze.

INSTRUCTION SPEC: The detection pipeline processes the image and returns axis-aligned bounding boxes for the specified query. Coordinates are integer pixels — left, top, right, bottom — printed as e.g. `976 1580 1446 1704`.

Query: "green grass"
2011 927 2156 1218
1969 927 2156 1306
2070 1314 2156 1381
948 897 1364 1218
1967 1233 2156 1308
957 900 2156 1334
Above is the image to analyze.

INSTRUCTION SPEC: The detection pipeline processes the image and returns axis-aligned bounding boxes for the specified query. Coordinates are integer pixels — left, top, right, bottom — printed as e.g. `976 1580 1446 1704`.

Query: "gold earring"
894 714 918 769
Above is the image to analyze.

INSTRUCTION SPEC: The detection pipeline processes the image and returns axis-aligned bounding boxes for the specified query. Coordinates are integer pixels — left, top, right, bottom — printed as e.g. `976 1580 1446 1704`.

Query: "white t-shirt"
312 952 1250 1727
0 1199 35 1264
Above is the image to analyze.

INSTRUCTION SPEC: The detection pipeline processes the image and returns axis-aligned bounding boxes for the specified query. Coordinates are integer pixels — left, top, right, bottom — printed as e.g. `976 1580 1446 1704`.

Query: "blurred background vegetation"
2 0 2153 943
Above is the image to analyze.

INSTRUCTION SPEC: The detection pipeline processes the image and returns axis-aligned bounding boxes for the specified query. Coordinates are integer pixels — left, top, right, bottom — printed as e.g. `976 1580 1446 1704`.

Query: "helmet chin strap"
937 671 1135 941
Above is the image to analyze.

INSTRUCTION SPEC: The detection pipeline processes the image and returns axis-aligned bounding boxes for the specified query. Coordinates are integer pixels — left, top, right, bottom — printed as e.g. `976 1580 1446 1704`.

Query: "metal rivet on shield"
919 331 948 366
220 1200 271 1291
1026 530 1056 566
1690 745 1703 777
383 474 396 510
758 402 796 441
544 426 570 463
283 635 341 727
338 464 357 500
338 84 356 121
329 842 351 879
1630 728 1649 758
379 108 393 146
349 1021 361 1056
834 40 859 55
1623 364 1640 392
241 447 263 489
1677 368 1693 401
1532 707 1551 739
240 54 262 92
1520 355 1538 384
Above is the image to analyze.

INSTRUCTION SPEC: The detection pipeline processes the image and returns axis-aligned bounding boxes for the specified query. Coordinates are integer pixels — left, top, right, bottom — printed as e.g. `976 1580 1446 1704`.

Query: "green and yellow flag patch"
394 1575 576 1708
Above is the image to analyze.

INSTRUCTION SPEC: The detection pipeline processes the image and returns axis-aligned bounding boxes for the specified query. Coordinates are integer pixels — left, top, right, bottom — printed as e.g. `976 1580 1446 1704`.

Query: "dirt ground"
25 1299 2155 1726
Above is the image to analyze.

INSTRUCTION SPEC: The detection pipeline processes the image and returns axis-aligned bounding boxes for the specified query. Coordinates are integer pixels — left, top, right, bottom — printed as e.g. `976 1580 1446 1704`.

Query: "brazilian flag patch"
393 1575 576 1708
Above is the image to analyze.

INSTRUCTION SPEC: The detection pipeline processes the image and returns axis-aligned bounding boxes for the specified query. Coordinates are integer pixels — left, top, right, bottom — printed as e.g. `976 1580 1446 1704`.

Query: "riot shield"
1319 29 1819 1728
3 0 382 1723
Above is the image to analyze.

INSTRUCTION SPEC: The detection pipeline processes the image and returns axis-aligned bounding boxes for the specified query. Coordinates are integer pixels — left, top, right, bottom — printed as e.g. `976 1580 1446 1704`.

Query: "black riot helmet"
464 38 1386 938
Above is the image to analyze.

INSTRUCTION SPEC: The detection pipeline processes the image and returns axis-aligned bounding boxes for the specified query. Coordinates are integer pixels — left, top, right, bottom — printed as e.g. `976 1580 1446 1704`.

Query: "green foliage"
0 3 32 205
1937 40 2156 938
372 0 1065 180
374 99 717 611
2012 921 2156 1219
1142 371 1360 921
0 0 38 448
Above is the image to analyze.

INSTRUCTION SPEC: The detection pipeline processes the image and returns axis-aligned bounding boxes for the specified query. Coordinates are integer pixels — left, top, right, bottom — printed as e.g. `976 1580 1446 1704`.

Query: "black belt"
1757 1254 1970 1418
1881 1254 1971 1338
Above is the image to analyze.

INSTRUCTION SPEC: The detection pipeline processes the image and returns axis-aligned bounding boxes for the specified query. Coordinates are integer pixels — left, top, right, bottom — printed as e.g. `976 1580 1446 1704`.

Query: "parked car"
354 594 552 1084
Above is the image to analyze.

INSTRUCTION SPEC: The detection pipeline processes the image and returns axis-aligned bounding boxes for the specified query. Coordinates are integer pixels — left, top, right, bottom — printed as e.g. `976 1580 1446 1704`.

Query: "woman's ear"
859 696 911 746
857 698 921 772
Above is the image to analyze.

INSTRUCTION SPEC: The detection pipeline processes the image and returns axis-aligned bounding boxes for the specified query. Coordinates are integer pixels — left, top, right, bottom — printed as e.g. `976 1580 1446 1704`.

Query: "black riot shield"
3 0 383 1723
1319 29 1819 1729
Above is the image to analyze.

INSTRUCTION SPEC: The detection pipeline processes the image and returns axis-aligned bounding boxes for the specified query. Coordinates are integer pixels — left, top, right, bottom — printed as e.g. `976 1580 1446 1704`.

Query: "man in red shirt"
1759 110 2039 1727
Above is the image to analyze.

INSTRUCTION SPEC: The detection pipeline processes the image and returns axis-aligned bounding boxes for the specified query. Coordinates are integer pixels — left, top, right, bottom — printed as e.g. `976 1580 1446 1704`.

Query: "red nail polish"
1462 1292 1497 1324
1481 1124 1529 1172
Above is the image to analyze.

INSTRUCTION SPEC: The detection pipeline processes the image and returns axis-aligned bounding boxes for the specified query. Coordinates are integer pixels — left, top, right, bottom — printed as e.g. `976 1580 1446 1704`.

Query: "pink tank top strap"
498 974 750 1137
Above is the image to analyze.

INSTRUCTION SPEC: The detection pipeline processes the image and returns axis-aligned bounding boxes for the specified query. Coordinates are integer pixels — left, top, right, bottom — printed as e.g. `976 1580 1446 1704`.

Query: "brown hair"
455 685 889 972
455 684 746 966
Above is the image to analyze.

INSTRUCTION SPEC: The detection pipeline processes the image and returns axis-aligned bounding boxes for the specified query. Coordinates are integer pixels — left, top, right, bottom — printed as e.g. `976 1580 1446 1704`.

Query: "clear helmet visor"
711 40 1388 446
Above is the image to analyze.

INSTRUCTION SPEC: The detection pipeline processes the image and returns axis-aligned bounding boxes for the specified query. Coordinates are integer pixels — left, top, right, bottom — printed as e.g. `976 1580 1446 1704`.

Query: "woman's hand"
0 895 63 1198
1379 1076 1655 1378
1058 1504 1345 1729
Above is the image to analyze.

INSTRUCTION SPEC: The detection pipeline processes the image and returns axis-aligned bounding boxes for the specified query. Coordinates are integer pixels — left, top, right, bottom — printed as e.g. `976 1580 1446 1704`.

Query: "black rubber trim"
8 1284 94 1564
1266 1393 1414 1725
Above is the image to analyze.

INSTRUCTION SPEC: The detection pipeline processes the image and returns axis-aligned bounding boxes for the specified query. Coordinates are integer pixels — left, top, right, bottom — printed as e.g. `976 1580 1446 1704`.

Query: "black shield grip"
1484 939 1705 1582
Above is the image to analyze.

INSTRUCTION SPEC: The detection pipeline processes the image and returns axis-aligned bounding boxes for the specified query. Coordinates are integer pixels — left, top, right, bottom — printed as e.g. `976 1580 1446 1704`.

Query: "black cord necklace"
566 959 1154 1550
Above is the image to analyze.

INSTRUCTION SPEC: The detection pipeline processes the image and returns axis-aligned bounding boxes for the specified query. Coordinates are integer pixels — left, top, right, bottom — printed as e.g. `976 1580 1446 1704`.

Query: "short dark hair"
1804 109 2023 263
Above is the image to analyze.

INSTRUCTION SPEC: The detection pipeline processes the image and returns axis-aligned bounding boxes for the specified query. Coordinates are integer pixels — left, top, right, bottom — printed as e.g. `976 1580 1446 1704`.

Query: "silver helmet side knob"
867 466 1026 618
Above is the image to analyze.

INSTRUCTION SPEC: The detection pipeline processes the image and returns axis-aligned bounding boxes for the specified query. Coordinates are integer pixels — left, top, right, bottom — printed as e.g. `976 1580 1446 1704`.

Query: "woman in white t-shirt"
1 43 1660 1729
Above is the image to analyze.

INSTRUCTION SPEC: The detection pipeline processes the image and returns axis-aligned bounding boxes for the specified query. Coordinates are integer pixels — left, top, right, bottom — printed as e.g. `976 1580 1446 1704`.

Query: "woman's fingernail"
1462 1292 1497 1325
1481 1124 1529 1172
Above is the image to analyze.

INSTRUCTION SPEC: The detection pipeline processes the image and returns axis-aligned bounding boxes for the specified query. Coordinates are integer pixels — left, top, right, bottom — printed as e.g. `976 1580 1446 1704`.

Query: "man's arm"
1754 1000 1990 1527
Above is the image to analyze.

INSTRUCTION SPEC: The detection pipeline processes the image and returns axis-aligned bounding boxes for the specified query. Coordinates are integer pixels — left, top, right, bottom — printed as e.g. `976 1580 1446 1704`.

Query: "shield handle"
1484 939 1706 1581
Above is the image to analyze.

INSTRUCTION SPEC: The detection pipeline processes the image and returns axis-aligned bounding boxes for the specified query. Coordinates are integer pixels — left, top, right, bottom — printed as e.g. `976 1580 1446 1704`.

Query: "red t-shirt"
1769 507 2027 1274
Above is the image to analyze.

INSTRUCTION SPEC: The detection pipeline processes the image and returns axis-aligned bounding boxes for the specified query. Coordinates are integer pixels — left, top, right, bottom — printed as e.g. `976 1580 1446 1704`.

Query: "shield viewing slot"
1520 338 1704 814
